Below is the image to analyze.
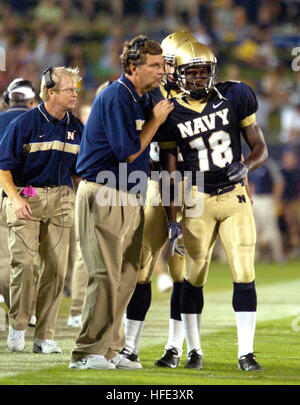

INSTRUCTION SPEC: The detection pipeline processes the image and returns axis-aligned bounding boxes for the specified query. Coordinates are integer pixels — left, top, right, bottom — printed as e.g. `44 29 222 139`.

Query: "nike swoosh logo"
213 101 223 109
39 134 45 138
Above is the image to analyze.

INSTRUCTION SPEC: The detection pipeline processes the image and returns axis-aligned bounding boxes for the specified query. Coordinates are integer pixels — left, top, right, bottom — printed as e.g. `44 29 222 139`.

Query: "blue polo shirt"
0 106 30 140
0 103 83 187
76 74 151 191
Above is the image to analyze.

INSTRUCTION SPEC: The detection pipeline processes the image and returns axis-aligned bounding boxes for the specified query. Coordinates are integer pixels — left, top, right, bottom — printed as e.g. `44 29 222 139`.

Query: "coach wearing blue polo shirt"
0 66 83 355
70 36 173 370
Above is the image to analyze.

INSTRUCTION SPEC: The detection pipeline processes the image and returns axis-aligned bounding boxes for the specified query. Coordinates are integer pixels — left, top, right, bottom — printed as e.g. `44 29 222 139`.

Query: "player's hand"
167 221 184 256
11 195 32 219
152 100 174 126
226 161 248 182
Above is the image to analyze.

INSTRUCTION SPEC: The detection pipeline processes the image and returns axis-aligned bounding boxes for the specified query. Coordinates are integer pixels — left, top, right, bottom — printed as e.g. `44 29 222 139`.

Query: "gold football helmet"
175 41 217 98
161 31 197 64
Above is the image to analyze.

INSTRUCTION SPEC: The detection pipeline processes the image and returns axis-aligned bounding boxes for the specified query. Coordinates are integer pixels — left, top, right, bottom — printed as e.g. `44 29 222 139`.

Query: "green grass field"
0 259 300 386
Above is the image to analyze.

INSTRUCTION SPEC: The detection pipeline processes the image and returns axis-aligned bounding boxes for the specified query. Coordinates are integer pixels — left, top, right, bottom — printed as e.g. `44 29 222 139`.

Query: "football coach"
70 35 174 370
0 66 83 354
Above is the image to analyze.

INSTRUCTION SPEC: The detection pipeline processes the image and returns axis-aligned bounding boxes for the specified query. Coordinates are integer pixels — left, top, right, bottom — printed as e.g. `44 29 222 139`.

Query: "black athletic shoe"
155 348 180 368
238 353 264 371
184 349 203 369
120 347 139 363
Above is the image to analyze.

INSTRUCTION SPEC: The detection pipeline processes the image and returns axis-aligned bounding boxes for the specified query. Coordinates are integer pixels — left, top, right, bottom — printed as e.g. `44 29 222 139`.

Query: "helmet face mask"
163 60 176 85
177 62 217 98
175 42 217 99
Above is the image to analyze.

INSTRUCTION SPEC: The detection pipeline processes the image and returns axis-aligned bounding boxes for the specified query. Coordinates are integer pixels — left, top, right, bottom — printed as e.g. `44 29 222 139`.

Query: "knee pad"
232 281 257 312
180 279 204 314
126 283 151 321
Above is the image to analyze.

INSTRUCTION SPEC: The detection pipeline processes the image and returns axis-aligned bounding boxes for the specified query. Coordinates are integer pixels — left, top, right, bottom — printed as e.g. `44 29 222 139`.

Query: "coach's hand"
167 222 184 257
12 195 32 220
226 161 248 182
152 100 174 125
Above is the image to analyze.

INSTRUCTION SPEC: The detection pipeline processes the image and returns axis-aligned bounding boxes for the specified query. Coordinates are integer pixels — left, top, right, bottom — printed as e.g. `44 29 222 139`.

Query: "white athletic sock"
165 319 184 355
235 312 256 358
181 313 203 355
124 319 145 355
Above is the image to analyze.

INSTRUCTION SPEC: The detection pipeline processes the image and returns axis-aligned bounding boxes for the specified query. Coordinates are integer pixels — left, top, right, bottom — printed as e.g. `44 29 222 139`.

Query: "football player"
157 41 268 371
122 32 196 368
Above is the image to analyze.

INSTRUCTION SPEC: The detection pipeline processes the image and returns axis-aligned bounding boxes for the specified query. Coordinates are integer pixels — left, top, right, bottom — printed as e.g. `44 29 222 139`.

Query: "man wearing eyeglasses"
0 66 83 355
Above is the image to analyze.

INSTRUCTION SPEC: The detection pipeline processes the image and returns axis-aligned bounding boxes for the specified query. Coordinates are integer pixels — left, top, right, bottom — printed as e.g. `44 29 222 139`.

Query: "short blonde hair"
39 66 82 101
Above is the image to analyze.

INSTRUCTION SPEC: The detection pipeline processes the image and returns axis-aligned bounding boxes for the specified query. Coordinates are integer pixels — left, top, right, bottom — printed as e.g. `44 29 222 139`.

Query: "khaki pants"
183 183 256 287
0 193 10 307
0 193 39 312
6 186 74 339
68 197 88 317
71 181 144 361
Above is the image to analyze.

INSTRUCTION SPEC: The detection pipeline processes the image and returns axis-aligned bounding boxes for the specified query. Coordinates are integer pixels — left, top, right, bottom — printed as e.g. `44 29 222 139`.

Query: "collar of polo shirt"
38 103 70 124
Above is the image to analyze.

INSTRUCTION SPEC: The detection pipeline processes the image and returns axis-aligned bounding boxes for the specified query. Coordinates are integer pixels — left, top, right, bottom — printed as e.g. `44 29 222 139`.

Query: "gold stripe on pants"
71 181 144 361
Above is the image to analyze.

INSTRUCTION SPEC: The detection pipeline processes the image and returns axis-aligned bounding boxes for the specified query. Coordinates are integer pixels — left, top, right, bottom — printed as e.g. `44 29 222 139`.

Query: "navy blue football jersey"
149 83 184 174
155 81 258 192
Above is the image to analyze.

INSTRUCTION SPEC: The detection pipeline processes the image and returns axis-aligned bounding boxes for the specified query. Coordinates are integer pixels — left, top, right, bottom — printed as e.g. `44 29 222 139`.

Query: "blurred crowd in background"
0 0 299 262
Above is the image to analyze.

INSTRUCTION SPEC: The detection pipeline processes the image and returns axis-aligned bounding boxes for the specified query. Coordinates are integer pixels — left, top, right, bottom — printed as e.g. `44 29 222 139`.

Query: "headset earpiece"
127 37 149 61
43 67 56 89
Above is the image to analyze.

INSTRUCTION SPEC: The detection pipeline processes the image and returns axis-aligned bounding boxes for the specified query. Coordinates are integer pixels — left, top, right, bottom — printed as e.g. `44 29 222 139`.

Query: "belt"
41 185 60 189
208 180 245 197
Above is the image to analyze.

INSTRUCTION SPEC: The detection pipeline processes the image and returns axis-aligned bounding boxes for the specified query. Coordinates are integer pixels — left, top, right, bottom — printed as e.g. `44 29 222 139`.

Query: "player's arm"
241 122 268 171
226 122 268 182
226 82 268 182
126 100 174 163
0 170 32 219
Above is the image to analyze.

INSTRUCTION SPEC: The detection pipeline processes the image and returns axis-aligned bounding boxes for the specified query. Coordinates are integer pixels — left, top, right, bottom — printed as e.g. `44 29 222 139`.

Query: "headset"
43 66 56 89
127 36 150 61
3 79 36 106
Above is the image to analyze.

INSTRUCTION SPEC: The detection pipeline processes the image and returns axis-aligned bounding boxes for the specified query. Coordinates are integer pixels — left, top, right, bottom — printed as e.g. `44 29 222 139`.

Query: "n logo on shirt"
135 120 145 131
67 131 75 140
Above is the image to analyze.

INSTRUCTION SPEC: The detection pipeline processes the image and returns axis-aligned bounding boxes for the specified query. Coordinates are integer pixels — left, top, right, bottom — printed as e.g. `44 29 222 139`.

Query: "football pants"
138 179 185 283
182 183 256 287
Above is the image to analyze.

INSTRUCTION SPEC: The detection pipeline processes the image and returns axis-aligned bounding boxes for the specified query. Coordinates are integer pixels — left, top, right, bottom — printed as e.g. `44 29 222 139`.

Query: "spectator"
280 148 300 257
248 158 285 262
285 103 300 145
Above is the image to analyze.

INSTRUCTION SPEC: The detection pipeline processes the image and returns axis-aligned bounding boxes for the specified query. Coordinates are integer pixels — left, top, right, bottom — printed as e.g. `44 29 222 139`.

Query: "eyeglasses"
57 88 80 95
